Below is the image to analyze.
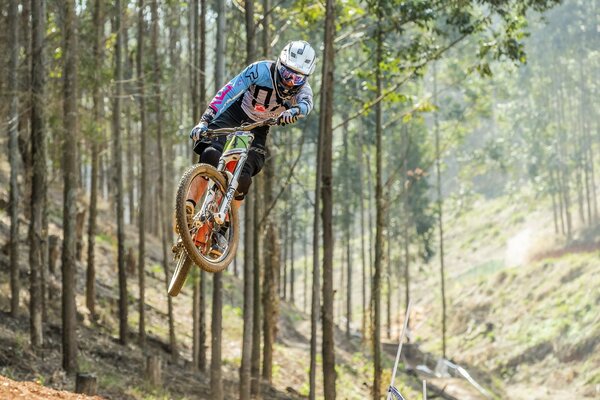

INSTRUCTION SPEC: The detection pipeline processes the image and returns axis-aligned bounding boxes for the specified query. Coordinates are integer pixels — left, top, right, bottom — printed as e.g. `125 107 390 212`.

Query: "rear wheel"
168 252 192 297
174 163 239 273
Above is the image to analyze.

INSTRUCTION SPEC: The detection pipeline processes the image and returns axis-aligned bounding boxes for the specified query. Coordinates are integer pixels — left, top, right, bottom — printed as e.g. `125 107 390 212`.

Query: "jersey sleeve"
294 82 314 116
204 62 264 121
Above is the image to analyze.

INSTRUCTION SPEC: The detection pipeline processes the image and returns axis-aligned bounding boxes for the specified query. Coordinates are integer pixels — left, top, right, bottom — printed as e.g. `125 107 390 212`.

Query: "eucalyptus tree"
198 0 208 371
86 0 104 321
113 0 128 346
29 0 47 349
240 0 256 396
8 0 20 319
61 0 79 372
320 0 337 398
136 0 148 347
150 0 178 361
211 1 227 398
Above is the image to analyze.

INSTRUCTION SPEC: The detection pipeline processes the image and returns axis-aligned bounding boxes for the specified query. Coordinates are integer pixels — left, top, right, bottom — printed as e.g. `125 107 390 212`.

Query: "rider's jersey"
207 60 313 122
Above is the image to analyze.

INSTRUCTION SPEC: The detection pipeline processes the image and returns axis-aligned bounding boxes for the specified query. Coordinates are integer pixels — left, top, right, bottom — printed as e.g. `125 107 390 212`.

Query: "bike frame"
213 132 253 224
193 118 276 250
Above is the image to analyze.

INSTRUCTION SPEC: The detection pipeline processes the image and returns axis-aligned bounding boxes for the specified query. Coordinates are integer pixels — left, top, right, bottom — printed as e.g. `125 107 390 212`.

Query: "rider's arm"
201 62 266 123
293 82 314 117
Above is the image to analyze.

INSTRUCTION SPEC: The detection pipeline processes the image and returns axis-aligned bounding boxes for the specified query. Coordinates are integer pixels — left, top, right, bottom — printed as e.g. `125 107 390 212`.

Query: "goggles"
278 64 307 87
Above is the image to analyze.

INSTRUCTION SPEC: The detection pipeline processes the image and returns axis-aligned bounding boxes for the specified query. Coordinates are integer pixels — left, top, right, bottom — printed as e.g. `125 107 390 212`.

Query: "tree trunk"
75 209 86 262
433 62 447 358
386 227 391 339
8 0 21 319
250 1 262 388
290 195 295 306
309 63 323 400
62 0 79 373
321 0 337 398
136 0 147 346
126 247 136 276
372 14 383 400
364 145 374 339
151 0 177 361
303 222 309 313
29 0 46 349
251 180 262 397
192 269 201 369
579 61 593 225
338 239 345 325
343 127 352 339
550 177 559 234
211 272 224 399
262 221 279 383
87 138 99 318
554 71 572 240
126 107 136 226
240 163 254 398
198 0 207 371
554 167 566 235
191 0 201 370
211 1 226 397
113 0 128 346
122 9 134 227
282 205 288 300
199 269 207 371
18 0 32 208
48 236 60 277
191 0 199 121
402 126 411 311
240 3 255 394
356 131 367 339
261 3 278 377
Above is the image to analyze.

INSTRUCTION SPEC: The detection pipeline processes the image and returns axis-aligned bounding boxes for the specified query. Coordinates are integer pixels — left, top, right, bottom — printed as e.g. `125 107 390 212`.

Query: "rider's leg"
187 144 223 204
231 143 266 205
232 199 243 211
187 175 208 205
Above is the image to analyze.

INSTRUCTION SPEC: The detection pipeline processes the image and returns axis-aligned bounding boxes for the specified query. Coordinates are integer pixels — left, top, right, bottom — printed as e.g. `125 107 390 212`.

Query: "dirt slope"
0 375 102 400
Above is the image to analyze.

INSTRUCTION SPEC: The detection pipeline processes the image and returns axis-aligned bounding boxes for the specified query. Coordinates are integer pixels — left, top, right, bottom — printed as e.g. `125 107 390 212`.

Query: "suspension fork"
214 152 248 224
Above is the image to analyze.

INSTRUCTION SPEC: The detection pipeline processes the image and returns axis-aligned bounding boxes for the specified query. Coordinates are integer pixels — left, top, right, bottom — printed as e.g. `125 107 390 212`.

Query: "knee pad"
235 174 252 200
200 146 221 168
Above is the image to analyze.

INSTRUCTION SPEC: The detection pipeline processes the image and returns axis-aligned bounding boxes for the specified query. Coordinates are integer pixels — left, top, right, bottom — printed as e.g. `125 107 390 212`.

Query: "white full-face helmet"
274 40 317 99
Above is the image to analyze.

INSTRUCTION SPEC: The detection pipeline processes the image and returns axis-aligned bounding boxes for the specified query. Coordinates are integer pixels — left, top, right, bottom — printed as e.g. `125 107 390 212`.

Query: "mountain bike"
168 118 278 297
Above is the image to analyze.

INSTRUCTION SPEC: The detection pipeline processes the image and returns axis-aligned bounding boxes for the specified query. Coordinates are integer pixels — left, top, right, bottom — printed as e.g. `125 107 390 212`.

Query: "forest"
1 0 599 399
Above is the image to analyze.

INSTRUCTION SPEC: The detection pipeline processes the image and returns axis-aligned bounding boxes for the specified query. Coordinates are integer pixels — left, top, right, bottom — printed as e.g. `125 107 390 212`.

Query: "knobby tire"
168 254 193 297
174 163 239 273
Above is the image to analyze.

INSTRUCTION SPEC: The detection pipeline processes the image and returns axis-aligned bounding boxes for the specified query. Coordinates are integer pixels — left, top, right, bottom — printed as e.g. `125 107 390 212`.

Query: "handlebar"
204 118 279 137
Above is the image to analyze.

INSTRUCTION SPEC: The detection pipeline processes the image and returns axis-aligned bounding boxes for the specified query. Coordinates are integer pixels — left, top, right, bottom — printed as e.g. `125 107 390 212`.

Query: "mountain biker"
186 40 316 255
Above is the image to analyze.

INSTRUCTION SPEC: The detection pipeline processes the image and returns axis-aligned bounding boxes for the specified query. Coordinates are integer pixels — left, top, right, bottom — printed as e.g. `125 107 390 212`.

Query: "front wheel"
174 163 239 273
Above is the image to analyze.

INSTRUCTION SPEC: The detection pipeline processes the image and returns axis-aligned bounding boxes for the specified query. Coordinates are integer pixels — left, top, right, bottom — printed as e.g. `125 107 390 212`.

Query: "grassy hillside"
413 192 600 399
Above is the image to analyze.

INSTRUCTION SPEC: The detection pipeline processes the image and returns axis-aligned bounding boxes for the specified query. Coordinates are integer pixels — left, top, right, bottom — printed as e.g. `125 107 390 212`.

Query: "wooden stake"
145 355 162 385
75 373 97 395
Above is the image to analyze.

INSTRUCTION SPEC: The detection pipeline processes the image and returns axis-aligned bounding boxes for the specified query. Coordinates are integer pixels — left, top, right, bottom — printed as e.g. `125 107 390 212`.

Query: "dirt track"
0 376 103 400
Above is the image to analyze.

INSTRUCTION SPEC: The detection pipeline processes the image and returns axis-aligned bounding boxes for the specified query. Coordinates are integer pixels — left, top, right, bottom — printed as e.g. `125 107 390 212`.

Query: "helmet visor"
278 63 307 87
